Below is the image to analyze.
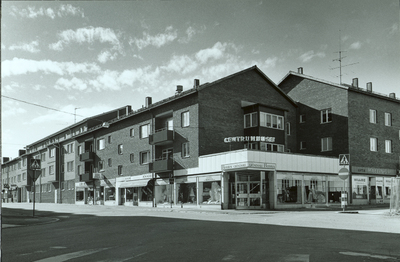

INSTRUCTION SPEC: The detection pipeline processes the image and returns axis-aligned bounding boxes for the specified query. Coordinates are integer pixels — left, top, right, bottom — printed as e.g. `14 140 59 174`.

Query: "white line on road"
280 254 310 262
33 247 110 262
340 251 398 260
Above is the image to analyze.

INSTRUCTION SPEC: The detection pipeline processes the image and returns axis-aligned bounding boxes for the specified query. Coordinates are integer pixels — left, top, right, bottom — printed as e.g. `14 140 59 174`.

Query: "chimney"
297 67 303 74
194 79 200 89
366 82 372 92
19 149 26 156
145 97 152 107
176 85 183 94
352 78 359 88
389 93 396 99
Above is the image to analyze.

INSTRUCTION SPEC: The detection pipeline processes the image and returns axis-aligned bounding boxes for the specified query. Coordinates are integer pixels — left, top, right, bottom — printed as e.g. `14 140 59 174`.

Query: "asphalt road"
2 207 400 262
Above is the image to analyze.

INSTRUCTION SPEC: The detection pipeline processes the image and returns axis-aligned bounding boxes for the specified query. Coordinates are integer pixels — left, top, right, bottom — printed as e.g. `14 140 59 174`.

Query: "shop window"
76 191 84 201
369 109 377 123
385 140 392 153
321 137 332 152
181 111 190 127
200 181 221 205
126 187 138 205
177 183 196 204
140 185 153 201
370 137 378 152
277 177 302 204
154 185 173 204
105 187 115 201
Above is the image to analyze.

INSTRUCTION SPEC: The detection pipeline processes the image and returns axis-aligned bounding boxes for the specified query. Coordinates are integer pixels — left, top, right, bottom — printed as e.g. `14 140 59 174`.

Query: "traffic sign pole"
33 170 36 217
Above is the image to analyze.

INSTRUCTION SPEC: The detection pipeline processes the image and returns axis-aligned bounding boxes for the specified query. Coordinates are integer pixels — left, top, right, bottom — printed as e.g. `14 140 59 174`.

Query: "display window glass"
155 185 173 204
200 181 221 205
76 190 84 201
304 175 326 204
105 187 115 201
276 174 302 204
125 187 138 205
384 178 392 199
140 185 153 201
177 183 196 204
352 176 368 199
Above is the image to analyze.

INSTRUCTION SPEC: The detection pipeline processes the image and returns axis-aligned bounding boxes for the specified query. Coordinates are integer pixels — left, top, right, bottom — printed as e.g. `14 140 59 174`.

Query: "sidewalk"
2 202 399 233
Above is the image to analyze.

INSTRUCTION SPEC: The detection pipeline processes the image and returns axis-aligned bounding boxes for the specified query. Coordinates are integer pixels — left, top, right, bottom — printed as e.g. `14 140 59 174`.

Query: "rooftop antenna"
331 30 359 84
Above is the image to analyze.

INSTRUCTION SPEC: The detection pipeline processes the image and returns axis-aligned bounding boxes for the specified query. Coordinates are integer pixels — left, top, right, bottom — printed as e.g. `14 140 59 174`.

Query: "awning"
119 180 149 188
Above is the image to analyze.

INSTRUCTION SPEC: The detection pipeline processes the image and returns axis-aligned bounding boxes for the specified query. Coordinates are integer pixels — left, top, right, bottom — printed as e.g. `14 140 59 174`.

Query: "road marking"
280 254 310 262
33 247 110 262
222 254 235 261
340 252 398 260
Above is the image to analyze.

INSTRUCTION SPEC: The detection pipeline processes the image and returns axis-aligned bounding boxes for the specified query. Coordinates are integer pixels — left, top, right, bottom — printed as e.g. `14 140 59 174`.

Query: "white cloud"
195 42 227 64
9 4 84 19
1 58 100 78
349 41 362 50
298 50 325 63
50 27 122 51
162 55 198 74
131 26 177 50
178 25 206 44
264 56 278 68
9 40 40 53
98 50 118 63
55 77 88 91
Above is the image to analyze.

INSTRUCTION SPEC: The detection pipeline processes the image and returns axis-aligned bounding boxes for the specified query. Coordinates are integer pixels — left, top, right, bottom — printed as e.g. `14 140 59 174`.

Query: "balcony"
149 158 173 173
149 128 174 145
80 172 92 182
80 151 95 162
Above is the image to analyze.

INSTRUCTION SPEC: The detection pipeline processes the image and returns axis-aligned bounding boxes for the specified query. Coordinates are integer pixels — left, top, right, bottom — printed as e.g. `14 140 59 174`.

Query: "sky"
1 0 399 159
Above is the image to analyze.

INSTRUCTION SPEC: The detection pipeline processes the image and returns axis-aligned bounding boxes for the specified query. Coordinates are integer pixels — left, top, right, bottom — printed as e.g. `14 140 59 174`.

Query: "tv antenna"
330 30 359 84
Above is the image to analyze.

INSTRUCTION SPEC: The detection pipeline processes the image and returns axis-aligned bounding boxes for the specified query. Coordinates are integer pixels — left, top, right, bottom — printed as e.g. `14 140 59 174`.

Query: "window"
244 112 258 128
49 165 55 175
118 144 123 155
286 122 291 135
118 165 123 176
41 168 46 177
66 143 74 154
49 148 55 158
41 153 46 161
162 148 173 160
300 141 306 150
182 111 190 127
108 158 112 167
321 109 332 123
108 135 112 144
98 160 104 171
67 161 74 172
140 124 150 139
182 142 190 157
385 140 392 153
97 138 105 150
385 113 392 126
140 151 150 164
130 128 135 137
370 137 378 152
77 165 82 175
300 114 306 123
369 109 377 123
130 153 134 163
321 137 332 152
23 172 26 180
78 145 83 155
259 112 284 130
260 142 284 152
18 175 21 182
61 181 65 191
23 158 27 166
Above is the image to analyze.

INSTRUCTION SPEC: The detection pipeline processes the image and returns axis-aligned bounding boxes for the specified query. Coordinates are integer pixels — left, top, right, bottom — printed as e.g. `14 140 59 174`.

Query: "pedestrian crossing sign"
339 154 350 166
30 159 41 170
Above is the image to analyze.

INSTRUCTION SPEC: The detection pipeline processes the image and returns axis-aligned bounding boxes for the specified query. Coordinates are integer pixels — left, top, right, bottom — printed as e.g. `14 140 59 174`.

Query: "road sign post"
30 159 42 217
338 167 349 212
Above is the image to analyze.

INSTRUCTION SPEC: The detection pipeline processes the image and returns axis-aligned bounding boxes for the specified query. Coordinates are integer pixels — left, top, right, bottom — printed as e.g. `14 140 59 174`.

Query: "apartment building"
278 68 400 205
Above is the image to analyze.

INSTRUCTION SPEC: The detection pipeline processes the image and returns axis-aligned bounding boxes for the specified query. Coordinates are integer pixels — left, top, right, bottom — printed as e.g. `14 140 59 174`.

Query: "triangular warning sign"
31 159 41 170
340 155 349 165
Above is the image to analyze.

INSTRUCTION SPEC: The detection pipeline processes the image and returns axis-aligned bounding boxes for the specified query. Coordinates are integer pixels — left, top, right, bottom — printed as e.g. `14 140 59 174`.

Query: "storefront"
75 177 116 205
116 174 154 207
351 166 397 205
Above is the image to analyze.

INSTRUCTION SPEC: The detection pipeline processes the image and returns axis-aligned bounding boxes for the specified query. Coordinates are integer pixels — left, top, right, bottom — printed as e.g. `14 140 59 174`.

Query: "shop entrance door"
236 173 262 209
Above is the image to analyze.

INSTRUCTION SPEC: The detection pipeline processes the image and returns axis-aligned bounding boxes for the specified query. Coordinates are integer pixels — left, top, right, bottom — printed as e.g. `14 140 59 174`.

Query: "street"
2 204 400 261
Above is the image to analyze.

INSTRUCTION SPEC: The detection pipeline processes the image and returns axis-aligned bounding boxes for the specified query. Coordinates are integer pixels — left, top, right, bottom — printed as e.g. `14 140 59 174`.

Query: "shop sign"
224 136 275 143
352 166 396 175
384 178 392 185
198 174 221 182
352 176 368 185
222 161 275 171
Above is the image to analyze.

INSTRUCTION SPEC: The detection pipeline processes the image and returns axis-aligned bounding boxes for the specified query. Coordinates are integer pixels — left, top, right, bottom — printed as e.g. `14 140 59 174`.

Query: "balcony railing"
149 158 173 173
80 151 95 162
149 128 174 145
